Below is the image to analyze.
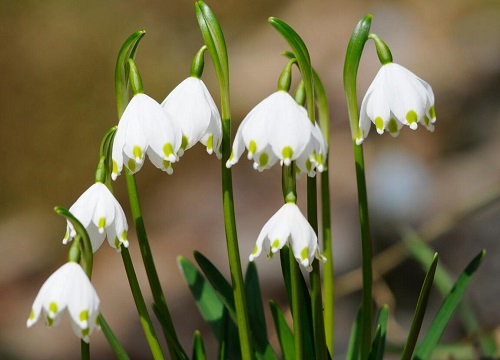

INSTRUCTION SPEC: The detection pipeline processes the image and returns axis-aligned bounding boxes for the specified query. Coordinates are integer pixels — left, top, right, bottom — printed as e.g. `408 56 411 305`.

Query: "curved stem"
121 248 165 360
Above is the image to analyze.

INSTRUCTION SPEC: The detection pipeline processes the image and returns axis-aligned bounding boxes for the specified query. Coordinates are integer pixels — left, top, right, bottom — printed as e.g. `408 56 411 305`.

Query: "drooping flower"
226 91 324 173
27 262 100 343
63 182 128 252
111 93 182 179
161 77 222 158
357 62 436 144
295 120 328 177
249 202 326 271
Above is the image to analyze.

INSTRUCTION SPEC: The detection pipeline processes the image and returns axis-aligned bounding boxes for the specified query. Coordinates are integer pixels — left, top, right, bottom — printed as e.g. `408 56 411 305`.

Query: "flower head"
249 203 326 271
112 93 182 179
357 62 436 144
162 77 222 158
27 262 100 343
226 91 324 173
63 182 128 252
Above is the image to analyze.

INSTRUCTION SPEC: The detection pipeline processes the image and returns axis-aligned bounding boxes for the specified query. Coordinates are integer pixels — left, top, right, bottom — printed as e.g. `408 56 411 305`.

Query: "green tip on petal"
387 118 399 133
259 152 269 167
249 140 257 155
28 309 35 321
429 105 436 120
306 158 312 172
121 230 127 240
300 247 309 261
49 302 58 316
112 160 119 175
80 310 89 322
406 110 418 129
375 116 384 132
133 145 143 161
114 237 121 249
228 151 234 161
98 217 106 231
181 135 189 150
127 158 136 172
251 245 259 256
282 146 293 164
206 134 213 151
272 239 280 249
163 143 174 158
82 327 90 338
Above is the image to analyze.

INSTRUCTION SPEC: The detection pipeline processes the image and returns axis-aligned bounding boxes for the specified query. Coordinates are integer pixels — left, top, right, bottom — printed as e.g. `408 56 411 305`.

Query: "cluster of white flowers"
111 76 223 180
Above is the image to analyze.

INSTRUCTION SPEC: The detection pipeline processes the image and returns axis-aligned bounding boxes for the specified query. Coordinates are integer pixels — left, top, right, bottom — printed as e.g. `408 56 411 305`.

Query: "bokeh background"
1 0 499 358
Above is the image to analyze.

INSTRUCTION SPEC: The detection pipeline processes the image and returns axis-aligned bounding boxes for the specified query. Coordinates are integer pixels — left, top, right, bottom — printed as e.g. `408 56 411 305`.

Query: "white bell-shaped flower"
161 77 222 158
357 62 436 144
63 182 129 252
112 93 182 179
249 203 326 271
295 120 328 177
27 262 100 343
226 91 322 172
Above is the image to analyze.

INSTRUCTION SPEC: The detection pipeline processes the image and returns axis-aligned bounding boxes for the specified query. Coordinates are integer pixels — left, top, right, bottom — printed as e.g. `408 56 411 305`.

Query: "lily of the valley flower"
162 77 222 158
112 93 182 179
63 182 128 252
226 91 323 173
249 202 326 271
27 262 100 343
357 62 436 144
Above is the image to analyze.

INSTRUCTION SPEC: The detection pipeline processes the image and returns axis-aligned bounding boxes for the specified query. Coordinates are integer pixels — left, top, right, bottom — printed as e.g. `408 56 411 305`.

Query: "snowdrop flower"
27 262 100 343
249 203 326 271
226 91 322 172
357 62 436 144
112 93 182 179
295 119 328 177
162 77 222 158
63 182 128 252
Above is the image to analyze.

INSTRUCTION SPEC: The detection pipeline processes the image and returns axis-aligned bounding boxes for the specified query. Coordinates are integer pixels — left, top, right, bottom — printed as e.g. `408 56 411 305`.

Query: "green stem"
121 248 165 360
289 246 304 360
307 177 327 360
353 143 373 360
195 2 253 358
81 340 90 360
125 172 184 360
98 314 130 360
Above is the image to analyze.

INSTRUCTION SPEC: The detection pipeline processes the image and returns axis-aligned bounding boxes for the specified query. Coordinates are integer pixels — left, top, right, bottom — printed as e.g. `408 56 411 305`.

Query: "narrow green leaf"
98 314 130 360
194 251 236 322
414 250 486 360
245 262 278 360
114 30 146 118
192 331 206 360
218 308 241 360
367 324 382 360
269 301 295 360
346 307 362 360
401 253 438 360
404 230 498 357
374 305 388 360
177 256 224 340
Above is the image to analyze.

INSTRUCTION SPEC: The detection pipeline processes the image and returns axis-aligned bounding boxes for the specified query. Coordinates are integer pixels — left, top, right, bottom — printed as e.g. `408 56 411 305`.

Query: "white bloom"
161 77 222 158
27 262 100 343
63 182 128 252
249 203 326 271
226 91 324 173
357 62 436 144
112 93 182 179
295 120 328 177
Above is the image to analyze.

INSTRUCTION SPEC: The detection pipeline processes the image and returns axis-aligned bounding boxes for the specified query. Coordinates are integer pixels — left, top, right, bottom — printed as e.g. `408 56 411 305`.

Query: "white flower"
295 120 328 177
161 77 222 158
249 203 326 271
226 91 324 173
112 93 182 179
357 62 436 144
27 262 100 343
63 182 129 252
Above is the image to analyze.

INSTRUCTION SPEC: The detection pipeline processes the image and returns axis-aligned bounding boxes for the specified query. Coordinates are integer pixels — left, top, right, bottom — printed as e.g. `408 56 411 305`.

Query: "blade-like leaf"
269 301 295 360
401 253 439 360
194 251 236 322
373 305 389 360
177 256 224 340
368 324 382 360
414 250 486 359
245 262 277 360
346 307 362 360
192 331 206 360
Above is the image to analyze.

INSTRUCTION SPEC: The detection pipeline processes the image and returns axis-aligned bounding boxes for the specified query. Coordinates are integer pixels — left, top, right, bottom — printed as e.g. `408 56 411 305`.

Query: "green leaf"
414 250 486 360
245 262 278 360
98 314 130 360
373 305 388 360
218 308 241 360
269 301 295 360
177 256 224 340
192 331 206 360
368 324 381 360
401 253 438 360
114 30 146 118
194 251 237 322
346 307 362 360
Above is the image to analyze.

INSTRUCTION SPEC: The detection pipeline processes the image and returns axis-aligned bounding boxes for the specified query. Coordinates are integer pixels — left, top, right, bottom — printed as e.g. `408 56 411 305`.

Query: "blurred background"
1 0 499 358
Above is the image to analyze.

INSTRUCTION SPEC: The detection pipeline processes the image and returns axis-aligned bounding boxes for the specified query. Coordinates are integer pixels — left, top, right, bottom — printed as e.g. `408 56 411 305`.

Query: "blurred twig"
336 185 500 297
